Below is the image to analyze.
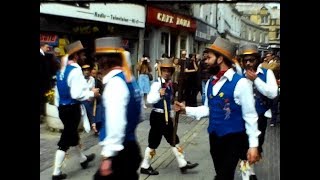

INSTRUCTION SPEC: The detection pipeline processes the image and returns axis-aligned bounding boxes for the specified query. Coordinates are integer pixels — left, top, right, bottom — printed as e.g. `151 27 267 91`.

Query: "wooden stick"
93 99 97 117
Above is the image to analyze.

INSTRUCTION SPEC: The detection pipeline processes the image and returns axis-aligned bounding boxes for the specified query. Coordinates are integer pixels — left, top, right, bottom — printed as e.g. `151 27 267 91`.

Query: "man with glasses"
235 44 278 179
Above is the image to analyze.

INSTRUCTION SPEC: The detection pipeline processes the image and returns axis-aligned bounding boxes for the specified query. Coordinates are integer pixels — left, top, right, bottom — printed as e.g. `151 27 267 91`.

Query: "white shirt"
40 49 45 56
54 63 94 106
185 68 260 148
147 77 175 117
99 69 130 158
235 63 278 99
85 76 96 90
147 77 167 104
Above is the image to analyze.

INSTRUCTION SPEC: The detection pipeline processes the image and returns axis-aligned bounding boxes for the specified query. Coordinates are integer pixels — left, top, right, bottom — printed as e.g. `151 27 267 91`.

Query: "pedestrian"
81 64 95 125
198 50 211 105
93 37 143 180
140 57 198 176
90 68 104 135
136 54 152 108
40 42 56 122
174 37 260 180
235 44 278 179
52 40 100 180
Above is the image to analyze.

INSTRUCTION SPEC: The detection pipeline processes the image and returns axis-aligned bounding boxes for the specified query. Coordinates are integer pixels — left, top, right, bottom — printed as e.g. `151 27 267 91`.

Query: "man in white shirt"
140 58 198 176
81 64 96 125
174 37 260 180
93 37 142 180
235 44 278 179
52 41 100 180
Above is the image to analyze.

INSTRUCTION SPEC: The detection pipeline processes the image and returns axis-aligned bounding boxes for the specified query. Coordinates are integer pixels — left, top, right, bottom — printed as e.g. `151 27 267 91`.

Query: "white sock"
172 146 187 167
75 146 87 163
53 150 65 175
250 164 256 175
140 147 155 169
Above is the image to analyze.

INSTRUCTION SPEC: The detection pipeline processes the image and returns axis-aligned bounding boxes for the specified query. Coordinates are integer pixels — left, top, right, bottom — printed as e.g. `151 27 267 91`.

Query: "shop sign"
40 34 59 46
72 26 99 34
147 6 196 32
40 3 145 28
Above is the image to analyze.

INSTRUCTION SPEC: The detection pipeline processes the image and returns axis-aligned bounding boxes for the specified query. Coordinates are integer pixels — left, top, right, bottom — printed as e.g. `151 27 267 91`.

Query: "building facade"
144 5 196 77
40 2 146 68
236 3 280 54
192 3 218 54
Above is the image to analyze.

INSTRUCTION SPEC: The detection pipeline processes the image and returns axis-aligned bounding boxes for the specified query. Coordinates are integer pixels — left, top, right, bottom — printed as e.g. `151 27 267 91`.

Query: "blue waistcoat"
56 65 79 105
207 73 245 136
253 68 272 115
153 83 172 111
242 68 271 115
99 72 142 142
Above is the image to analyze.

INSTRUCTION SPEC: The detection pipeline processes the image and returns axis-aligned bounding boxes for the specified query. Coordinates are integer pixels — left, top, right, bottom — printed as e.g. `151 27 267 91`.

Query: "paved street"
40 106 280 180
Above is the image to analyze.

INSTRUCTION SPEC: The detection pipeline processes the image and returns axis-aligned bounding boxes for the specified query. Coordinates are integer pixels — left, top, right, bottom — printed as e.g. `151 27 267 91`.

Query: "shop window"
261 15 269 24
276 29 280 39
180 36 187 51
161 32 169 55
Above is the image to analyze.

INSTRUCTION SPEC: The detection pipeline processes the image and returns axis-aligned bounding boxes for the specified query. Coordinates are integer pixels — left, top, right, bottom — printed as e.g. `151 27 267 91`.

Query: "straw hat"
81 64 90 69
158 57 175 73
206 37 236 61
65 40 85 55
239 44 259 56
95 37 124 54
94 37 133 82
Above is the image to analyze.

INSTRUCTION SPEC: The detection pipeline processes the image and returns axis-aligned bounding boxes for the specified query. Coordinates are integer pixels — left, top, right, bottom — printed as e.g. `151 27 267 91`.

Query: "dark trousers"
93 141 142 180
83 100 94 124
40 90 47 116
177 78 187 102
257 114 268 154
209 132 249 180
148 111 180 148
57 104 81 150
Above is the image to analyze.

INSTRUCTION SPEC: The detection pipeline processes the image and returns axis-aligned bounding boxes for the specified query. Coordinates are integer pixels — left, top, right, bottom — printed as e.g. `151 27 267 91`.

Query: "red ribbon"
212 70 227 85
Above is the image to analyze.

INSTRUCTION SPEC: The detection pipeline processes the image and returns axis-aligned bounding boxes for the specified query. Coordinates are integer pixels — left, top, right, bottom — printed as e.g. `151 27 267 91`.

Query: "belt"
60 103 80 106
152 108 164 113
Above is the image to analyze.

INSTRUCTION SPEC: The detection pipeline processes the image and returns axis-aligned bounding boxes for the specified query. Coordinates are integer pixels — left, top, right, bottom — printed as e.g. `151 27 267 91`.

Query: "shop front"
40 2 146 68
40 2 146 129
145 5 196 70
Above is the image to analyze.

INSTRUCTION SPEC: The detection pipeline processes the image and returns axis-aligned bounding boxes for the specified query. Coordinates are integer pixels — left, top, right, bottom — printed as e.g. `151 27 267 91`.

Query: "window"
180 36 187 50
261 15 269 24
253 31 256 41
161 32 169 55
248 30 252 41
200 5 203 18
276 29 280 39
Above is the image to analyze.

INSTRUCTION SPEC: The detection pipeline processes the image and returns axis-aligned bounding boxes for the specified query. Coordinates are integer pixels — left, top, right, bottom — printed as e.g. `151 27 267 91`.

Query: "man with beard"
174 37 260 180
235 44 278 179
52 41 100 180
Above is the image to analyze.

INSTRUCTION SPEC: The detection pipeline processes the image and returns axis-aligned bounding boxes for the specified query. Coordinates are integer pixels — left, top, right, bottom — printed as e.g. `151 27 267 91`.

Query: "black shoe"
250 175 258 180
52 173 67 180
80 153 96 169
180 161 199 174
140 166 159 175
